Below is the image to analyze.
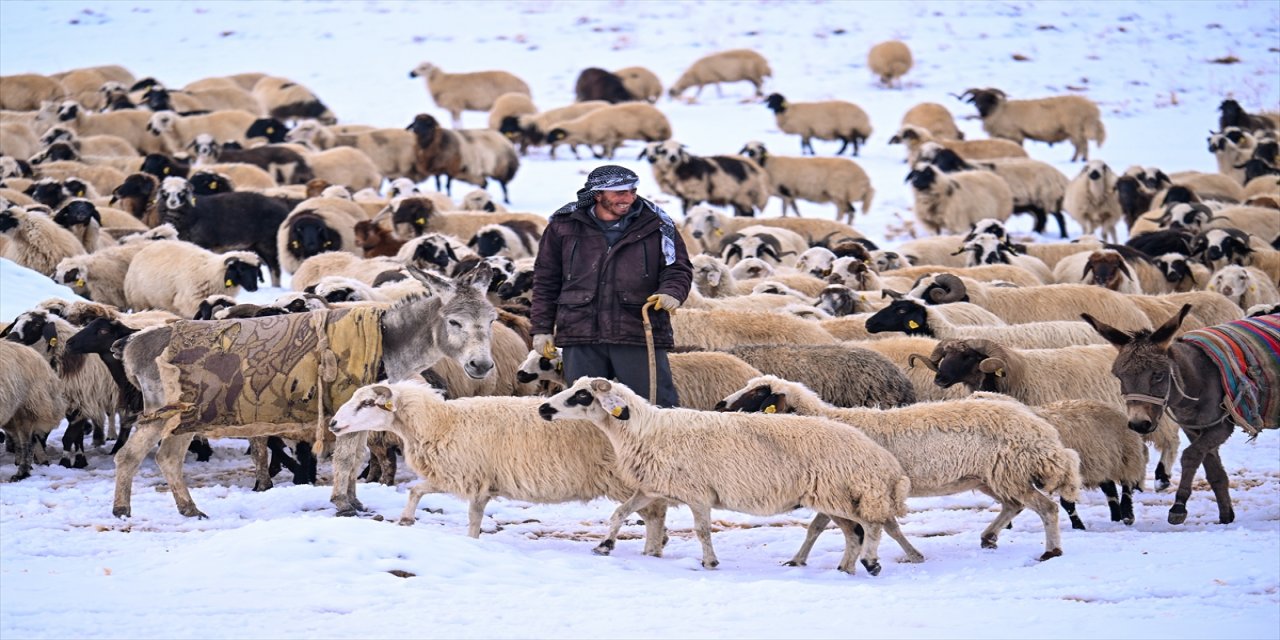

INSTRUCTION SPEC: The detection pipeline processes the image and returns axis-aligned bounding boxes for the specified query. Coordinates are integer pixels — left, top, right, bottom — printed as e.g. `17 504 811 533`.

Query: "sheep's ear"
1081 261 1094 279
597 390 630 420
761 392 790 414
1080 312 1130 349
370 384 394 409
977 356 1007 378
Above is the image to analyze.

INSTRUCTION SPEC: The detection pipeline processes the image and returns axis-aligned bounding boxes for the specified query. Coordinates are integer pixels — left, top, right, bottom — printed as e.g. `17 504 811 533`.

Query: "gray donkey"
114 264 497 519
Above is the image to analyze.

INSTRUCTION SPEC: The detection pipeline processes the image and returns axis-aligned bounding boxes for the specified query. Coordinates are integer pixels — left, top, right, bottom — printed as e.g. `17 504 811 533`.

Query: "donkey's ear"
1081 312 1131 349
406 264 453 297
458 262 493 295
1151 304 1192 349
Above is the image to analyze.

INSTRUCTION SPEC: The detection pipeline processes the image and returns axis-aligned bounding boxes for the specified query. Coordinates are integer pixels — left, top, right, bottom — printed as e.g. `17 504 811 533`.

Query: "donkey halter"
1123 360 1226 429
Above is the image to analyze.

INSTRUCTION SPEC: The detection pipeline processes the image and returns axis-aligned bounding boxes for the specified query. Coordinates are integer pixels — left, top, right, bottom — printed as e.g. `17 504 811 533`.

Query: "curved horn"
880 288 903 300
929 273 968 303
907 353 938 372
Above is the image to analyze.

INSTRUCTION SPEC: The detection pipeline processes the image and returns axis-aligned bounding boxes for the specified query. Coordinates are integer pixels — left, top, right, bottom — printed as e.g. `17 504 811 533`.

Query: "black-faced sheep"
866 298 1106 348
500 101 610 157
900 102 964 141
764 93 871 156
906 163 1013 235
958 87 1105 161
190 135 313 185
738 140 873 223
251 76 336 124
409 62 531 128
122 240 263 316
646 141 770 216
154 176 289 285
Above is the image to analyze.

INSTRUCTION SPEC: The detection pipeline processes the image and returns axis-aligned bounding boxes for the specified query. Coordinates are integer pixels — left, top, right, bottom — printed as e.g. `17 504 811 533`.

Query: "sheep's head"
189 171 234 196
1207 127 1252 153
29 141 80 166
287 212 342 259
55 100 81 122
498 116 524 143
795 246 837 279
391 197 436 238
409 234 462 272
905 163 942 192
245 117 289 143
140 153 187 179
193 295 238 321
223 255 264 292
958 88 1006 118
1152 253 1195 285
929 338 1009 391
387 178 420 199
923 146 971 172
0 156 32 180
1082 250 1133 291
25 178 69 208
145 111 179 136
764 93 788 114
158 176 195 212
1192 228 1253 266
958 233 1008 267
408 62 437 80
871 250 905 272
52 200 101 230
330 384 401 436
545 127 568 144
38 126 75 147
827 257 876 290
738 140 768 164
714 376 799 414
1219 99 1245 123
888 125 926 145
496 265 534 301
913 273 969 304
4 310 58 355
53 261 90 296
1206 265 1256 305
467 226 510 258
682 205 722 240
866 298 930 335
0 208 20 235
111 173 158 208
407 113 441 144
816 284 861 317
1236 158 1280 183
515 347 564 386
462 189 498 212
650 140 686 168
1082 159 1112 183
190 134 221 163
539 377 634 422
729 257 774 280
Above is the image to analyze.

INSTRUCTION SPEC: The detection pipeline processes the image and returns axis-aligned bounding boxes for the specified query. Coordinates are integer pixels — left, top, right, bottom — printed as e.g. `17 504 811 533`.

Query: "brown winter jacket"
531 201 692 349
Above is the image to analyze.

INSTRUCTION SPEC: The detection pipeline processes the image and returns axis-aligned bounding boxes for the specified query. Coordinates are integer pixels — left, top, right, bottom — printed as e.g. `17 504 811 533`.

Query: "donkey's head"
409 264 497 380
1082 304 1192 434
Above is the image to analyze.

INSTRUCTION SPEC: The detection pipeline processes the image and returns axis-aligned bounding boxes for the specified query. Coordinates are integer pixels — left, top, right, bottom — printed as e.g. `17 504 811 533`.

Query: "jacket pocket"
555 289 597 339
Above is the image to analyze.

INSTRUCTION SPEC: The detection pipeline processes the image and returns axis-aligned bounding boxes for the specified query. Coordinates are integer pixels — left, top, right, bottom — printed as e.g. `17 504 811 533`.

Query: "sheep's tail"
1090 118 1106 147
892 474 911 518
1040 446 1082 504
861 185 875 215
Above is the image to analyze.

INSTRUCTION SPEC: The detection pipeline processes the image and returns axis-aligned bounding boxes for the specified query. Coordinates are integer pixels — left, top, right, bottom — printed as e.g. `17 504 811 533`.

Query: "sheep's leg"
433 174 444 192
91 415 106 448
1060 497 1085 530
188 435 213 462
112 421 166 518
60 413 89 469
1168 423 1231 525
636 501 669 557
107 413 119 441
8 429 32 481
248 436 272 492
294 441 317 485
979 500 1024 549
445 175 454 196
880 518 925 563
597 491 658 556
156 432 205 519
1120 484 1135 525
828 516 866 575
1100 481 1122 523
1051 210 1069 239
499 180 511 205
1202 445 1235 525
467 496 491 538
397 482 435 526
1025 490 1063 561
330 430 369 517
109 421 134 455
786 513 831 566
686 502 719 569
835 138 850 155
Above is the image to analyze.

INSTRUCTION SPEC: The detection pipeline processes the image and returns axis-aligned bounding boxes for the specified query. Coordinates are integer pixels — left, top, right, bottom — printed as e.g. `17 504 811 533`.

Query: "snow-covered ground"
1 2 1278 638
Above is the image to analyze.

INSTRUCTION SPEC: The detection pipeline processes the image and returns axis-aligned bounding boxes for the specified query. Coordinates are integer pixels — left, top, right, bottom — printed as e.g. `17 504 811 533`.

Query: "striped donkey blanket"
1179 314 1280 436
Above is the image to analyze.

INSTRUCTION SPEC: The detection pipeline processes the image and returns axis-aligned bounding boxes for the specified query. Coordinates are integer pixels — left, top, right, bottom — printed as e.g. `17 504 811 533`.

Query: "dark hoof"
252 480 272 492
1123 516 1135 526
1039 548 1063 561
1168 504 1188 525
702 559 719 569
861 559 882 576
59 457 72 468
593 539 615 556
335 508 358 518
782 560 805 567
981 536 998 550
1070 518 1086 531
180 507 208 519
112 506 130 518
9 472 31 482
1218 510 1235 525
73 454 88 469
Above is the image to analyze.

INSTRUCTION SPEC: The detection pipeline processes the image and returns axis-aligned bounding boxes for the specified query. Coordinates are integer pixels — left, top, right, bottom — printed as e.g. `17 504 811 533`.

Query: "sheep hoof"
1167 504 1188 525
1038 548 1063 561
112 506 130 518
73 454 88 469
593 539 615 556
1069 517 1086 531
900 553 925 564
861 559 882 576
335 507 359 518
980 535 998 550
1123 516 1135 526
179 506 208 519
252 480 272 492
702 559 719 569
398 517 416 527
9 471 31 482
782 560 806 567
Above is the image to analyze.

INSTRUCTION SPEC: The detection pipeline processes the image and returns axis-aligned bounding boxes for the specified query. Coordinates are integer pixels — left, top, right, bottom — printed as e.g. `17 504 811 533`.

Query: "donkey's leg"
1169 424 1231 525
1201 439 1236 525
156 433 203 519
330 431 369 516
112 421 166 518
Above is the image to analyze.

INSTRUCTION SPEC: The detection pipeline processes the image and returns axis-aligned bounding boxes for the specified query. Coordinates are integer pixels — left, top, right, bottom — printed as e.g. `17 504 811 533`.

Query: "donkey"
1082 304 1278 525
113 264 497 519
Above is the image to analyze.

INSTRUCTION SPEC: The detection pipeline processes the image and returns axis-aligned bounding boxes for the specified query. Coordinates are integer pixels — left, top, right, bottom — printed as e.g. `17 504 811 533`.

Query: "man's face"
594 188 637 220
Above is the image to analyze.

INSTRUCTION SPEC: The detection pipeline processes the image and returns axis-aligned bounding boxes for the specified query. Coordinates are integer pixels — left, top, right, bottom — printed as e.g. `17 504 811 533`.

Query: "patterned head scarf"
554 165 679 265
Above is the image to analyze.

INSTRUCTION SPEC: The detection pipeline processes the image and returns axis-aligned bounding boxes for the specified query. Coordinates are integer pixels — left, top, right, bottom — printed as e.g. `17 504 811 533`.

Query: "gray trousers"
561 344 680 408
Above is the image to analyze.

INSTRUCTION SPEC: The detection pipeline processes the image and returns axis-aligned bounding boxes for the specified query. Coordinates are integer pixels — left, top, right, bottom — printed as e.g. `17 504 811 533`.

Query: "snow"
2 1 1278 638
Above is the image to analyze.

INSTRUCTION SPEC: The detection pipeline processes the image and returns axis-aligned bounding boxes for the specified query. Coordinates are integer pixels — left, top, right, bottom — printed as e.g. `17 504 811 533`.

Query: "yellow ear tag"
266 127 275 135
1249 286 1257 292
163 167 169 175
225 279 234 288
209 181 218 190
76 190 85 197
415 217 426 225
74 278 85 288
764 405 776 414
714 229 723 236
291 241 299 249
382 402 394 411
48 337 58 346
610 406 623 417
907 320 920 329
995 368 1005 377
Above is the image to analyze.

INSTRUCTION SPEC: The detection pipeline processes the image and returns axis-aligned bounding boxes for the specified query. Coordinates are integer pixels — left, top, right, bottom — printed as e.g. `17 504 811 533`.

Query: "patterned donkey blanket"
1179 314 1280 436
152 307 383 446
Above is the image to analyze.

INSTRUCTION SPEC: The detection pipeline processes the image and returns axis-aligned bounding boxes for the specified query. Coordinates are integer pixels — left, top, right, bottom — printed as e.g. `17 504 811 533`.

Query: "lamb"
251 76 336 124
1062 160 1123 244
867 40 913 87
574 68 633 104
764 93 872 156
888 124 1027 164
153 176 289 285
409 62 532 125
545 103 672 160
900 102 964 141
726 344 916 408
0 205 86 277
122 240 263 317
738 140 873 222
614 66 662 103
668 49 772 102
645 141 770 216
906 163 1013 235
1207 264 1280 310
718 376 1082 561
867 298 1107 348
958 88 1105 161
672 308 836 350
915 337 1181 491
0 340 66 480
539 377 916 575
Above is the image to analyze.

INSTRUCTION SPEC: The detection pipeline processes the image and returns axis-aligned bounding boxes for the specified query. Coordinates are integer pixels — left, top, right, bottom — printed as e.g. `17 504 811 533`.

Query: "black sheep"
156 176 290 286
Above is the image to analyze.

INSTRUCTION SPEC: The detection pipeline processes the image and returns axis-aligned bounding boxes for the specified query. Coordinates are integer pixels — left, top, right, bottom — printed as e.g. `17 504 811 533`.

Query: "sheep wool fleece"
1179 314 1280 436
150 308 384 445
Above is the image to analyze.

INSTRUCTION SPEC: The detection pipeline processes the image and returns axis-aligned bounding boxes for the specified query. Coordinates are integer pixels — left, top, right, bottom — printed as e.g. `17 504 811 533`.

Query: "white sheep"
672 308 836 350
867 40 913 88
328 381 669 555
907 273 1153 329
545 103 672 160
144 109 258 155
0 340 67 480
410 62 531 128
907 163 1013 235
866 297 1107 347
958 88 1106 161
0 74 67 111
539 377 915 574
1063 160 1124 243
900 102 964 141
720 376 1082 561
893 234 969 268
305 145 383 192
507 101 610 157
680 205 864 255
738 140 873 223
668 49 772 102
122 240 264 317
764 93 872 156
888 124 1027 164
289 251 405 292
0 205 86 277
1207 264 1280 309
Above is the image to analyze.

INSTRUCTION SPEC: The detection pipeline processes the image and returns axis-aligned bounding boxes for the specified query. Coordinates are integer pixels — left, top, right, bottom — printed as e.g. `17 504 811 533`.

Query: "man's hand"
532 334 556 358
647 293 681 313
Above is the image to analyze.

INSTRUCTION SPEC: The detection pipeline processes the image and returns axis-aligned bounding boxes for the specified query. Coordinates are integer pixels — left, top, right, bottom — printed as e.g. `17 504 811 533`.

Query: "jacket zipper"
567 239 579 281
642 241 649 279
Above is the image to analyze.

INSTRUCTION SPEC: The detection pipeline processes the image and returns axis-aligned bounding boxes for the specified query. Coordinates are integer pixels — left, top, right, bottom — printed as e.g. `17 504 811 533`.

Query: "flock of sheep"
1 40 1279 574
